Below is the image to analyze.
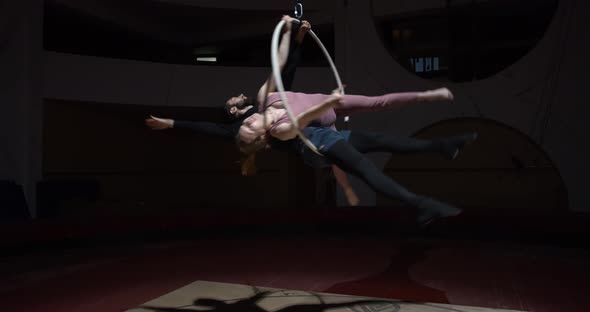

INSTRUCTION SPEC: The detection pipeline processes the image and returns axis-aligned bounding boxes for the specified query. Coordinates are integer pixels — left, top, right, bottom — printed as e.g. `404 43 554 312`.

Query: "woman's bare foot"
418 87 453 101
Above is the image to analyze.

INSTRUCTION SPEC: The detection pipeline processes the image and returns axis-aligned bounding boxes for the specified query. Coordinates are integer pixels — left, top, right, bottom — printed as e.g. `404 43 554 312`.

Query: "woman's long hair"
236 134 270 176
236 82 274 176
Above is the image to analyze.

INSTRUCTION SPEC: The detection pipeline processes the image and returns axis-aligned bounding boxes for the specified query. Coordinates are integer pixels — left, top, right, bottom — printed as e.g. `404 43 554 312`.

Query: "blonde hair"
236 135 270 176
240 153 257 176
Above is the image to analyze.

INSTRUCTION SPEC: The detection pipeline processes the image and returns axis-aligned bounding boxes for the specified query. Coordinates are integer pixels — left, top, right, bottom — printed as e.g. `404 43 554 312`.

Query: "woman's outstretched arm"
256 15 295 105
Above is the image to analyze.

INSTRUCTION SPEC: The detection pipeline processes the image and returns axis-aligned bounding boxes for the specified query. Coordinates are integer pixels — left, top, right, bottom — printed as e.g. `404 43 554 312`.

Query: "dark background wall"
1 1 589 236
40 99 325 218
378 118 568 215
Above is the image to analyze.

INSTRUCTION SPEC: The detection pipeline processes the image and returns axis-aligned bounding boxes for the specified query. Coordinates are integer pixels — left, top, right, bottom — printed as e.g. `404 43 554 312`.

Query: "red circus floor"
1 232 589 312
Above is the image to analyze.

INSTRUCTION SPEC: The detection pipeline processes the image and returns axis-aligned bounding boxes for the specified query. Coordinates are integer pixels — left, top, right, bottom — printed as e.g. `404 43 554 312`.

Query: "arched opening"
371 0 558 82
377 118 568 215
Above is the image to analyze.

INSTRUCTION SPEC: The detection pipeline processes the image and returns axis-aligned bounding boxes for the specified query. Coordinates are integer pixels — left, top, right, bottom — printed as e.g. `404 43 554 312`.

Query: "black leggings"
348 130 441 154
322 131 443 204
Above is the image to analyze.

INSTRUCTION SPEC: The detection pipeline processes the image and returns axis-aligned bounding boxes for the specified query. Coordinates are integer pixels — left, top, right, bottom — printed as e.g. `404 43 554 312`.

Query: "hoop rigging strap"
294 0 303 19
270 19 345 155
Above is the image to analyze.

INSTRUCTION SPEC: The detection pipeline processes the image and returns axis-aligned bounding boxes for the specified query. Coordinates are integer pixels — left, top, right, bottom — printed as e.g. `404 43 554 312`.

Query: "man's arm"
145 116 236 141
282 20 310 90
173 120 237 141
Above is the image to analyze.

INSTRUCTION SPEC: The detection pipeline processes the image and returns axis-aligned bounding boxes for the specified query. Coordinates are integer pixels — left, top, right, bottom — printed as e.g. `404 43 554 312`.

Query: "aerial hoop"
270 18 345 155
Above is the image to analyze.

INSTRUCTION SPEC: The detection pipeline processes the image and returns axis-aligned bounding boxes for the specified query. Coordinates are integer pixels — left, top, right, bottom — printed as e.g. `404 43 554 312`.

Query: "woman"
241 115 477 226
238 88 477 226
237 87 453 145
297 125 476 226
238 90 477 225
235 17 475 225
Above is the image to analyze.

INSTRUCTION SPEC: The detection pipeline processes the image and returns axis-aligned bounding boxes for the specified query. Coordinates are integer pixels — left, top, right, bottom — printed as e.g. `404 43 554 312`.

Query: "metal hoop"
270 19 345 155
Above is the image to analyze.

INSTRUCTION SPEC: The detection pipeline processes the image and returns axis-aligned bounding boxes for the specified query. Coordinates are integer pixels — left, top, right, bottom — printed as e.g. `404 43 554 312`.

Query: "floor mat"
127 280 526 312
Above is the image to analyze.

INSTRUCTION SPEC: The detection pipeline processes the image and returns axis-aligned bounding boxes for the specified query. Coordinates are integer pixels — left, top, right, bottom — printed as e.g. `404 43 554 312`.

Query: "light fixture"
196 57 217 62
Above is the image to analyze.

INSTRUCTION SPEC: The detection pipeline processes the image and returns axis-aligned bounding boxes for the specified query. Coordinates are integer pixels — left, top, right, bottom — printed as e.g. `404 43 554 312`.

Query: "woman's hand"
328 89 343 108
328 85 346 108
281 15 294 31
331 84 346 96
145 115 174 130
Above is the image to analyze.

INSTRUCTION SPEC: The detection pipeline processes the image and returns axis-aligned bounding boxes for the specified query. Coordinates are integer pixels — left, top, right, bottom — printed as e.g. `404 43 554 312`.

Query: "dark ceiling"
43 0 334 66
372 0 558 82
44 0 558 75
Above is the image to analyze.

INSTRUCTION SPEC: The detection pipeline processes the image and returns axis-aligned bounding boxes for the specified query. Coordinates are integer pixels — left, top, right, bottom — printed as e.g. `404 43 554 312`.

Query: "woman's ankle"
418 88 453 101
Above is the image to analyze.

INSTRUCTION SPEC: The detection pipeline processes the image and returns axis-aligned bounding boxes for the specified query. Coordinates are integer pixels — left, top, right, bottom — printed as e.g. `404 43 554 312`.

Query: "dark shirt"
173 108 256 141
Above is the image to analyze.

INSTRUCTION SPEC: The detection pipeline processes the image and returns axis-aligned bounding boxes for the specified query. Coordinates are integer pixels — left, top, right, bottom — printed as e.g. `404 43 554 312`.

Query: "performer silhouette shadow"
140 290 398 312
